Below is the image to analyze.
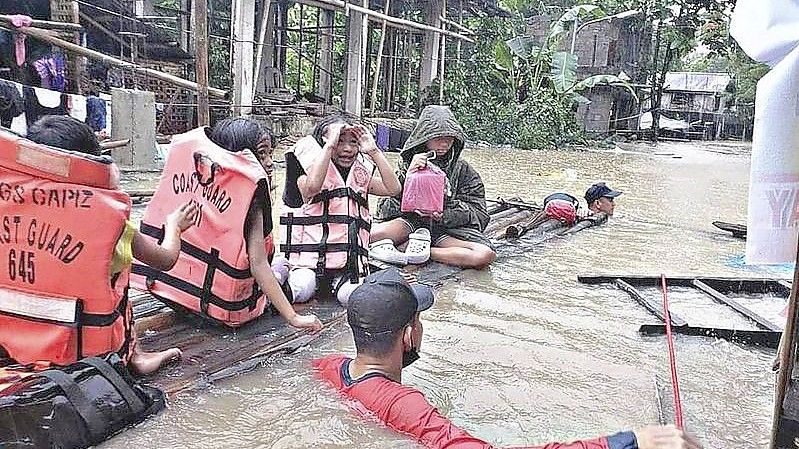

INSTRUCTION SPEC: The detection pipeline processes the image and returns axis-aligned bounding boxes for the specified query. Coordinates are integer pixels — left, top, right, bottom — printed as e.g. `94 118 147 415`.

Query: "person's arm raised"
351 125 401 197
297 123 344 202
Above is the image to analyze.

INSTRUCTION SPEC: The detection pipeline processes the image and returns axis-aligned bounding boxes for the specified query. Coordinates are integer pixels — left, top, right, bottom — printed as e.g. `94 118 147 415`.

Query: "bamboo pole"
304 0 474 42
0 24 228 98
369 0 391 112
0 15 83 31
438 15 473 35
770 242 799 448
194 0 211 124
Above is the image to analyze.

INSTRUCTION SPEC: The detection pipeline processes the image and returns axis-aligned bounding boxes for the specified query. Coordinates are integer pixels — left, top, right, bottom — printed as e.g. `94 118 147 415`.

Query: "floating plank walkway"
578 275 787 348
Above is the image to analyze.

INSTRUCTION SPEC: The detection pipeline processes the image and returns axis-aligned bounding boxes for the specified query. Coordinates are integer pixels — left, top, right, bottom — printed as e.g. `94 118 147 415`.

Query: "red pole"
661 274 684 429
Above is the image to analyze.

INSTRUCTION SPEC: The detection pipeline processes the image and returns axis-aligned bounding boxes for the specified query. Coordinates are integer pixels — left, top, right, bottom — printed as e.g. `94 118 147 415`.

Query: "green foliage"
550 51 577 93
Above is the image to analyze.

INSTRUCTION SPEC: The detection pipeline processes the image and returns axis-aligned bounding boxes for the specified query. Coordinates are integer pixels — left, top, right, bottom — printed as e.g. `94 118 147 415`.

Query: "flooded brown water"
107 140 784 449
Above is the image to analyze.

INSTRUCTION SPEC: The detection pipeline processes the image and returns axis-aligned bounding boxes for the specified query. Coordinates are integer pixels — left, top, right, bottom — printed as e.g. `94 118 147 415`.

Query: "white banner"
731 0 799 264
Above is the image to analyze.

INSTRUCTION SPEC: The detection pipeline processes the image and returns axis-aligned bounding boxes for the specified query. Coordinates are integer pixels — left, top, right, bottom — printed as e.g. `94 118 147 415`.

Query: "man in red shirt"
313 268 702 449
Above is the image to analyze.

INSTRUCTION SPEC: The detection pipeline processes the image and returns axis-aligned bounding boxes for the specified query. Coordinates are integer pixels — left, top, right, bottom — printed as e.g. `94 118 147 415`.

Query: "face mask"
402 331 420 368
402 347 420 368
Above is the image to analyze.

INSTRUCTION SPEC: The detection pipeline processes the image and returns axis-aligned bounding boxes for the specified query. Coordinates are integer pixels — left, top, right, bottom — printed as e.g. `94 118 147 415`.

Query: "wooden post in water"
194 0 210 126
369 0 391 113
771 242 799 449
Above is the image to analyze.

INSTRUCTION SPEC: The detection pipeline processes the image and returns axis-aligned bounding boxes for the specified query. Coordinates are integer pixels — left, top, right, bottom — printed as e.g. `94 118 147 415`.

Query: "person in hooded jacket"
371 106 496 269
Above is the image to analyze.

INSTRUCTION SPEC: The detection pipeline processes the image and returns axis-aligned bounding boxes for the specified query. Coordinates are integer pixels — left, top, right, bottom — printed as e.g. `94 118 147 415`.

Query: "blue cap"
347 268 434 334
585 182 622 204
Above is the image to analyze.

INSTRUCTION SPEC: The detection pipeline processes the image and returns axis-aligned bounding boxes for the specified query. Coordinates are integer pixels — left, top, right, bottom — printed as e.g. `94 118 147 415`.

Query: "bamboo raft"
578 275 788 348
135 197 609 394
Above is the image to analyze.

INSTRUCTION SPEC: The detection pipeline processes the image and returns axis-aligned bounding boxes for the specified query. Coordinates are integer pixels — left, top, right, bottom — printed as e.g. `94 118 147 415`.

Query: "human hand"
350 125 378 154
430 211 443 221
288 313 323 332
408 153 428 173
166 201 199 233
322 123 346 150
634 425 702 449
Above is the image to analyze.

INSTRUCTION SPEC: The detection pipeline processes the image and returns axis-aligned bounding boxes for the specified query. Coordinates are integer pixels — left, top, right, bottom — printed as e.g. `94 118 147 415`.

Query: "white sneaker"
369 239 408 266
405 228 431 265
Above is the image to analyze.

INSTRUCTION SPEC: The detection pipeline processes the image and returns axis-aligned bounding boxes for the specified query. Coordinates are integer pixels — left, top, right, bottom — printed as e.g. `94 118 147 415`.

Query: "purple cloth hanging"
376 124 390 151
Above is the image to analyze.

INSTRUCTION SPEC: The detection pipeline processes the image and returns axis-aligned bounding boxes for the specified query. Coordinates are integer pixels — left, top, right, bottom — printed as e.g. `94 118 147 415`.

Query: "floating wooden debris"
713 221 746 239
578 274 786 347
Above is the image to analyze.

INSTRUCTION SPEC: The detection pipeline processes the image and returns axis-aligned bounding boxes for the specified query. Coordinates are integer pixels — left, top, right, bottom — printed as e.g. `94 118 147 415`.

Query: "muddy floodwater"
108 140 784 449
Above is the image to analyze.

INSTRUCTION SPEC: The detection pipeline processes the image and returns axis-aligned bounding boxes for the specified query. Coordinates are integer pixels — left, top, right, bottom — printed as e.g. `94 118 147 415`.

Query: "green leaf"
551 5 604 39
573 93 592 105
506 36 539 59
494 40 514 72
550 51 577 93
573 74 639 102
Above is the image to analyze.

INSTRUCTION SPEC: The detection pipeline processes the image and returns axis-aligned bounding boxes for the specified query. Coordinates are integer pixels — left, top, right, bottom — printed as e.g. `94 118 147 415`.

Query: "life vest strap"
139 223 254 280
309 187 369 210
131 264 260 312
278 243 369 256
278 214 371 232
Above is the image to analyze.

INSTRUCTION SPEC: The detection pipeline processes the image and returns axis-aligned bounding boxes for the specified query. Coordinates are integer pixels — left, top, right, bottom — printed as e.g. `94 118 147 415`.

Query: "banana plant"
503 4 638 105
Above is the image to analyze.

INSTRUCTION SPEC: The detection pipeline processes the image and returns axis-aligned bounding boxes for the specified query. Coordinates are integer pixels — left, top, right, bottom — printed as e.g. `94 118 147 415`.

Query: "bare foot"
129 347 182 376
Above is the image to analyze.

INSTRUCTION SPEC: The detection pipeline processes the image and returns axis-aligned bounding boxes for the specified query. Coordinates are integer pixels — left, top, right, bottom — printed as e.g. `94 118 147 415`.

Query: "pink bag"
401 164 446 217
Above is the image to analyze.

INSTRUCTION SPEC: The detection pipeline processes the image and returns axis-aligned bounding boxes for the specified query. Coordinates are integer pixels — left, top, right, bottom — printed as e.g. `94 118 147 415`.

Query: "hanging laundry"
23 86 67 125
68 94 87 122
9 15 33 67
376 124 390 151
86 95 107 132
0 80 24 128
33 54 66 92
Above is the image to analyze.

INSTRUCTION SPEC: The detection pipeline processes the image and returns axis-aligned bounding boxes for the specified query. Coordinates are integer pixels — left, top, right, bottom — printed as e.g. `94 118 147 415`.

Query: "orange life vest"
0 128 133 366
130 127 272 327
280 136 373 281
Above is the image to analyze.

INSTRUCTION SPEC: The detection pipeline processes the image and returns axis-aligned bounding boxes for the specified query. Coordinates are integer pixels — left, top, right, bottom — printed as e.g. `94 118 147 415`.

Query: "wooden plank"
692 279 781 331
343 0 366 115
231 0 256 115
639 324 780 349
579 275 788 295
317 9 334 102
614 279 688 326
0 14 83 31
419 0 442 91
0 24 227 98
712 221 746 239
560 213 608 235
194 0 210 125
369 0 392 112
137 298 346 395
771 245 799 448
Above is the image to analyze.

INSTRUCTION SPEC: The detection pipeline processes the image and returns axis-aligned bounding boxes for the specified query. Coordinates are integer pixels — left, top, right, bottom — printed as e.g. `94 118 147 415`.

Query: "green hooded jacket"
376 105 491 232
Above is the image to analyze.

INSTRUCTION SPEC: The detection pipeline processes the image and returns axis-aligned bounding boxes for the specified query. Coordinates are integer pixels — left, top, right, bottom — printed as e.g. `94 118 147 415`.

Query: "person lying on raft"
26 115 195 375
538 183 623 226
314 267 703 449
280 115 401 305
208 117 320 330
370 105 496 269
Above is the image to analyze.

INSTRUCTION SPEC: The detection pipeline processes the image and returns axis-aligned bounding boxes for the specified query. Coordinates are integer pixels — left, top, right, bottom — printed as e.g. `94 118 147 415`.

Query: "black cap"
584 182 623 204
347 268 434 335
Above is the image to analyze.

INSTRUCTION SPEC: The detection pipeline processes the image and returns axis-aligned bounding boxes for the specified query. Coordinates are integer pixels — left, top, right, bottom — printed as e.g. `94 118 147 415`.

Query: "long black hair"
27 115 102 155
209 117 275 152
311 114 358 147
